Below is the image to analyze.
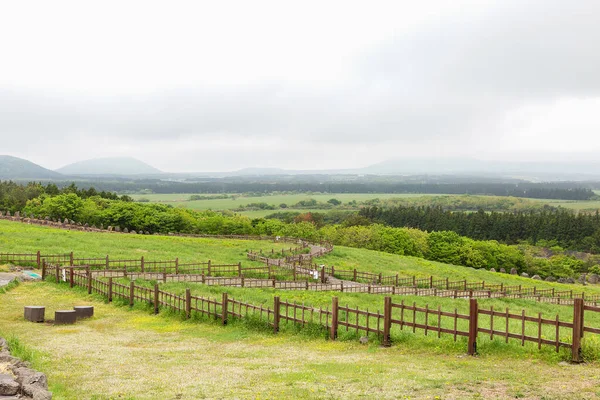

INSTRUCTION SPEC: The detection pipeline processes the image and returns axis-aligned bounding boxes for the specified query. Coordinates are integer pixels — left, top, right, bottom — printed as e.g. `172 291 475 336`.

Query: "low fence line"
55 270 599 362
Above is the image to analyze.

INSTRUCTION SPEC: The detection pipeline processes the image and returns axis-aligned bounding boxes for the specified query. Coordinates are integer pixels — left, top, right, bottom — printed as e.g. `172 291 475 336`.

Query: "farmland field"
130 192 600 216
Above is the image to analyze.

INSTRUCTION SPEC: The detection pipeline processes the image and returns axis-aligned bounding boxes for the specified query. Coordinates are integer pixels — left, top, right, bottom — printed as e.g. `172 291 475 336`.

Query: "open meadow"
130 192 600 217
1 283 600 400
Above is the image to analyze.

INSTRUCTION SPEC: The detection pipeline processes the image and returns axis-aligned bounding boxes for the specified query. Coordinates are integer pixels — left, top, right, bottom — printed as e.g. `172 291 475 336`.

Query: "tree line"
28 180 597 200
359 206 600 253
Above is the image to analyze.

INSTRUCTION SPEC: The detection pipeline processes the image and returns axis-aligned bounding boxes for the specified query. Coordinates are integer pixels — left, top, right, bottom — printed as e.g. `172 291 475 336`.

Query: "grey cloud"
2 0 600 165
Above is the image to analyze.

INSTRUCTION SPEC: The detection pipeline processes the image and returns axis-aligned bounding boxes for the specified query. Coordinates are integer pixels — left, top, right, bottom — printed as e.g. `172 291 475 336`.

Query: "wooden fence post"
141 256 145 272
185 288 191 319
87 268 92 294
273 296 281 333
330 297 339 340
129 282 135 307
222 293 228 325
108 277 113 302
41 260 46 280
383 297 392 347
378 273 382 285
105 255 109 270
69 267 74 288
468 298 478 355
429 276 433 288
207 260 212 276
353 269 357 282
154 283 159 314
55 265 59 282
36 251 41 269
175 258 179 275
293 268 296 281
321 266 326 283
395 274 399 286
69 252 74 266
572 298 584 363
238 262 242 277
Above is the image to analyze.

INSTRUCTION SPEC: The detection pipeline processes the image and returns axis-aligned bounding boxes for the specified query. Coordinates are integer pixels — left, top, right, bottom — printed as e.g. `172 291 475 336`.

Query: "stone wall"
0 338 52 399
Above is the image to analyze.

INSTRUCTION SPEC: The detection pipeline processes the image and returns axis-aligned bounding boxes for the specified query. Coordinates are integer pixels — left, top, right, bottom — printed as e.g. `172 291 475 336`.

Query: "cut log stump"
55 310 77 325
73 306 94 319
24 306 45 322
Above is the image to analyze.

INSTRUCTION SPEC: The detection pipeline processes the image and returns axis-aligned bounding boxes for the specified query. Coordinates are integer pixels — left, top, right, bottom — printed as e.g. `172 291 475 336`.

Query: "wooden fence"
56 270 600 362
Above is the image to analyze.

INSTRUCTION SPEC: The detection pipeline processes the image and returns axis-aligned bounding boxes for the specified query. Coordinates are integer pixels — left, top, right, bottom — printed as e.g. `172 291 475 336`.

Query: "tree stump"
73 306 94 319
54 310 77 325
24 306 45 322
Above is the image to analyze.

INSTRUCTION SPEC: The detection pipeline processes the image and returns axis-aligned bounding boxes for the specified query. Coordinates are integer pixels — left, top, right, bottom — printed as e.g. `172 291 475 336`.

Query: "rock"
6 211 11 216
520 272 529 278
557 278 568 284
566 278 576 284
14 211 20 218
123 228 129 233
145 231 150 235
359 336 369 345
532 275 541 280
578 274 587 285
545 276 556 282
0 374 19 396
510 268 518 275
0 353 22 364
588 274 599 284
84 223 89 228
499 268 506 273
489 268 496 272
32 388 53 400
130 230 136 235
107 226 113 231
115 226 121 232
13 367 47 389
0 337 8 352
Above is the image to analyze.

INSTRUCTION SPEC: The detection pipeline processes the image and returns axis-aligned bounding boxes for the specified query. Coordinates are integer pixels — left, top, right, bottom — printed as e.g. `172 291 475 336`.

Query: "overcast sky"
1 0 600 172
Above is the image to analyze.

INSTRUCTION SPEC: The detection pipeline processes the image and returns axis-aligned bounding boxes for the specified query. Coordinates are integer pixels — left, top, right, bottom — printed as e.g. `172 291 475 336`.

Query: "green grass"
2 282 600 399
0 219 297 267
130 193 429 209
318 246 600 296
131 192 600 214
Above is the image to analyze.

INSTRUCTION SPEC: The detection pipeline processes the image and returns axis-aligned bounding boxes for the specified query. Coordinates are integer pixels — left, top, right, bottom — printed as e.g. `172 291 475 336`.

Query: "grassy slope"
0 220 295 266
318 246 600 296
2 219 599 297
1 283 599 400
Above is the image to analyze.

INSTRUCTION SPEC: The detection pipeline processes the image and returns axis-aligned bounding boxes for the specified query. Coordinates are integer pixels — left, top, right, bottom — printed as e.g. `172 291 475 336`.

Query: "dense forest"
359 205 600 253
0 181 132 212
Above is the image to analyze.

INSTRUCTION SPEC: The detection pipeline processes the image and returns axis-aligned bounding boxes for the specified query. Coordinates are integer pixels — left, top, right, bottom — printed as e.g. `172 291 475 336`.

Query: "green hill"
0 155 63 180
56 157 161 176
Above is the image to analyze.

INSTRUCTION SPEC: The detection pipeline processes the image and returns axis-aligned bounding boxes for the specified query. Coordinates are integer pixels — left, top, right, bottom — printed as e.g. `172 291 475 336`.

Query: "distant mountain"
0 155 64 180
56 157 161 176
362 158 600 180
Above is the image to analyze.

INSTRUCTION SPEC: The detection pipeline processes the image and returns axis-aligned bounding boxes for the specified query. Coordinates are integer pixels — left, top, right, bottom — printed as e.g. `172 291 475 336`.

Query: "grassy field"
2 219 600 297
1 283 600 399
130 192 600 216
0 220 296 267
2 219 599 296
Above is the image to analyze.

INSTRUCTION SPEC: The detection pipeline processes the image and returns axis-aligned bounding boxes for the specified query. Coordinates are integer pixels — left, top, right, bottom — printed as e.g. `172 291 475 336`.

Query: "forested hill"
359 205 600 253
